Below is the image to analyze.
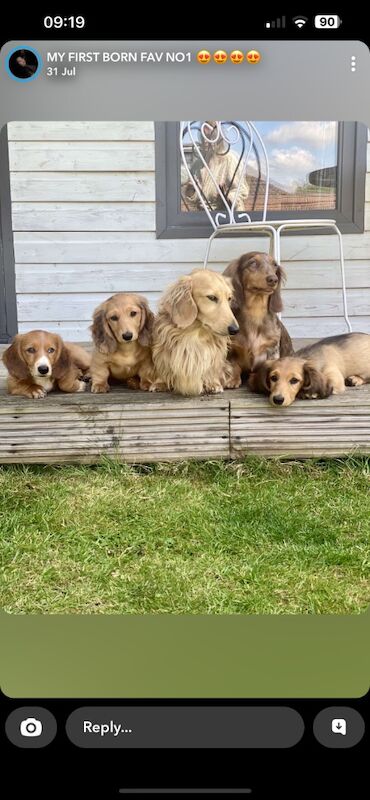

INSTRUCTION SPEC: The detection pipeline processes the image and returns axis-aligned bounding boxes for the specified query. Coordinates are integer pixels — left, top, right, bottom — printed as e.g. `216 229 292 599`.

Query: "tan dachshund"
151 269 240 396
2 330 91 399
224 251 294 382
249 333 370 407
90 293 155 393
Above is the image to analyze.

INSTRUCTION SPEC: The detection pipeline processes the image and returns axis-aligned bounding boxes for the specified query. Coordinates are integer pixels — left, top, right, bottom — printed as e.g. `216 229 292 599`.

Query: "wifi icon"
293 15 308 28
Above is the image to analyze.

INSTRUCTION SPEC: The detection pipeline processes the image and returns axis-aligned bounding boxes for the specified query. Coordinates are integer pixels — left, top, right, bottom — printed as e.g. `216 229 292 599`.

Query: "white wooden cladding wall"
7 121 370 341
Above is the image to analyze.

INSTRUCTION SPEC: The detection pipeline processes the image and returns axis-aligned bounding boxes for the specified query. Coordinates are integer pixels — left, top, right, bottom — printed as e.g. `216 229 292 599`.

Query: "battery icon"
314 14 342 28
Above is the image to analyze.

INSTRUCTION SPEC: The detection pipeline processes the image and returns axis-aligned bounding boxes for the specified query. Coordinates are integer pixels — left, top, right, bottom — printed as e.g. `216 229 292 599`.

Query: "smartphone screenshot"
0 10 369 798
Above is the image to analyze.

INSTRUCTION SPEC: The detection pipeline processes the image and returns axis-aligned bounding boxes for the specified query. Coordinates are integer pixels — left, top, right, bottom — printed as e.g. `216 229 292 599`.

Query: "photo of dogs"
1 118 370 623
151 269 239 396
90 292 155 393
2 331 91 399
249 333 370 406
224 251 294 382
3 262 370 404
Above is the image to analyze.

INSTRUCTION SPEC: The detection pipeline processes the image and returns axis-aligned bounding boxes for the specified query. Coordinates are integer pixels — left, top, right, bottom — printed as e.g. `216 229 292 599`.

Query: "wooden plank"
14 260 370 293
12 315 370 341
7 121 155 141
15 288 370 322
12 231 370 262
12 203 156 233
10 173 155 202
17 292 159 321
9 141 155 172
0 381 369 464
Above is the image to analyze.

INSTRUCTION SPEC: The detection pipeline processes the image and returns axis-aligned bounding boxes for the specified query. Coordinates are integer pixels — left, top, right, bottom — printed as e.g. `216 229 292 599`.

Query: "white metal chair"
180 120 352 332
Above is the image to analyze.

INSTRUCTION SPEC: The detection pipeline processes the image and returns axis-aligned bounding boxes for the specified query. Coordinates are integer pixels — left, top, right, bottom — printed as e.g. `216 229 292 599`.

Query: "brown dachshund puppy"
249 333 370 407
151 269 239 396
2 330 91 399
90 292 155 393
224 251 294 384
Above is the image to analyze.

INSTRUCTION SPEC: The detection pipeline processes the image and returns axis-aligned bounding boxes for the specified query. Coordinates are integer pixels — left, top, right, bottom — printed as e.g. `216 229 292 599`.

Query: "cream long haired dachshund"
249 333 370 407
151 269 240 396
2 330 91 399
90 292 155 393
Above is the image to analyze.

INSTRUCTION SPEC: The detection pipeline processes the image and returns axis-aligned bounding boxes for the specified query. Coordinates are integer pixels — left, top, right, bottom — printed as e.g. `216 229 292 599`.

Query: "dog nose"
267 275 278 286
228 324 239 335
272 395 284 405
37 365 49 375
122 332 133 341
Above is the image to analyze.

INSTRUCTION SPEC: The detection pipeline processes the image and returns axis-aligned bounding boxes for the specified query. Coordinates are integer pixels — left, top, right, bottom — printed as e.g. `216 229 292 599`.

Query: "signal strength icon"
265 16 286 29
293 15 308 28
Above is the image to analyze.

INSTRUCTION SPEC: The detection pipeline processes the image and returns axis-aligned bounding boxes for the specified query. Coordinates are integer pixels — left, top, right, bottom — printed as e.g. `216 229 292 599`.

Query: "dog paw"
148 381 167 392
29 386 47 399
76 380 88 393
345 375 365 387
224 376 242 390
91 382 110 394
204 383 224 394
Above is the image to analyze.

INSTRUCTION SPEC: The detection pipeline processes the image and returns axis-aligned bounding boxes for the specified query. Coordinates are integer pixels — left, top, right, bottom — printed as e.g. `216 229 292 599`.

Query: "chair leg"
334 225 352 332
277 223 352 334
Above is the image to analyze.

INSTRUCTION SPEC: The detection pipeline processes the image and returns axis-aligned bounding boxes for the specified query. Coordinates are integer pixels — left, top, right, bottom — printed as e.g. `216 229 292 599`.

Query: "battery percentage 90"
314 14 342 28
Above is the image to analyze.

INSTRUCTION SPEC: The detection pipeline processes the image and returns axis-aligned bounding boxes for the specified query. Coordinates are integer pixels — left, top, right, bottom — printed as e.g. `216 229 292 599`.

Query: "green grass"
0 457 369 614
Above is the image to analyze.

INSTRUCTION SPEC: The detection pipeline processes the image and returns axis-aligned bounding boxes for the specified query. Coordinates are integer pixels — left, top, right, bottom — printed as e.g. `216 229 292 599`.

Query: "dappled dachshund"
224 251 294 384
90 292 155 392
249 333 370 407
151 269 239 395
2 330 91 399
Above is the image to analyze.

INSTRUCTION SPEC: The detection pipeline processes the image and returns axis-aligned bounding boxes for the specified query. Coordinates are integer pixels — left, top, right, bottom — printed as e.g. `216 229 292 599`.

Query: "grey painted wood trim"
0 125 17 342
156 122 367 239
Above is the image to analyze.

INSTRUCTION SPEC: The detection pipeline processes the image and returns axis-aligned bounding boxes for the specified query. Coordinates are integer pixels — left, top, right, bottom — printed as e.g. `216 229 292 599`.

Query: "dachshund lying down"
2 331 91 399
249 333 370 407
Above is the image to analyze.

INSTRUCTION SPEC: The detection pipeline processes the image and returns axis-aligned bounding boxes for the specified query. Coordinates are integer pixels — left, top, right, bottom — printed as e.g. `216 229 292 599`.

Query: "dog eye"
47 347 55 354
110 315 119 321
26 347 36 353
207 295 218 302
290 377 299 384
130 311 137 317
270 375 278 382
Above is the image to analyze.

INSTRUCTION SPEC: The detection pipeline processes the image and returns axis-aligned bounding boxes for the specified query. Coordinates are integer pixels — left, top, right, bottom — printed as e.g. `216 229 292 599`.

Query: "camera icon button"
5 707 57 748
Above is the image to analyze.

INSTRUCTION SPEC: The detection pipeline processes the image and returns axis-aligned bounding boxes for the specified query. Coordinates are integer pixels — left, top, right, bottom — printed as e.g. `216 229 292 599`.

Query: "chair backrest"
180 121 270 230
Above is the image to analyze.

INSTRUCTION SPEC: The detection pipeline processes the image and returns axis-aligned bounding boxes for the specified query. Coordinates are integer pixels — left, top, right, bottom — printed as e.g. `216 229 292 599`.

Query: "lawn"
0 457 369 614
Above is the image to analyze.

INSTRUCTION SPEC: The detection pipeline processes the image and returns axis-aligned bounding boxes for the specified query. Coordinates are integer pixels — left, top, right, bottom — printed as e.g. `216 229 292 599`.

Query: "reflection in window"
181 121 338 215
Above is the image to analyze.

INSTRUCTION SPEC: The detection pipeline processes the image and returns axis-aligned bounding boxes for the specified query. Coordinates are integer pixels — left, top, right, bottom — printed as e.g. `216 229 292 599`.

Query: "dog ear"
248 361 272 395
268 264 286 314
53 338 72 379
301 364 333 398
278 320 294 357
226 257 246 312
90 304 117 354
165 277 198 328
138 297 155 346
2 336 29 380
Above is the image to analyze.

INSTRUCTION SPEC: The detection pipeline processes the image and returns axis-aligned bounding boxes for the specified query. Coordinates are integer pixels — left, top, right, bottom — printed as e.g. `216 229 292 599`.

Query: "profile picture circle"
6 47 42 82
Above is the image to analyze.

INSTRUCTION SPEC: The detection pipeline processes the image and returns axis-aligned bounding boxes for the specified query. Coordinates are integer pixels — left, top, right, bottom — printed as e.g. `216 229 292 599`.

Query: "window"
155 121 367 238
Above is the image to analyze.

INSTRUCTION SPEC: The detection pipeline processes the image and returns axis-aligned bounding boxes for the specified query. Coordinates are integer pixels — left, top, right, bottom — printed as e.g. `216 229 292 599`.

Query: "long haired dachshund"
249 333 370 407
224 251 294 383
151 269 239 396
2 330 91 399
90 292 155 393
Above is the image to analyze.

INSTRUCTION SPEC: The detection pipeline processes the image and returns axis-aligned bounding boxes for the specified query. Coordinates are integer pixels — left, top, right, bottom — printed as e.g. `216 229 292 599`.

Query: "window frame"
155 121 367 239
